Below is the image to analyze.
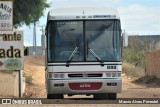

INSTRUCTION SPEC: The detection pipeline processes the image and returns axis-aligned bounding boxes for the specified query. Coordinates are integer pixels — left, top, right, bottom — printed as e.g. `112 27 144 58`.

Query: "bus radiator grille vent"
68 73 103 78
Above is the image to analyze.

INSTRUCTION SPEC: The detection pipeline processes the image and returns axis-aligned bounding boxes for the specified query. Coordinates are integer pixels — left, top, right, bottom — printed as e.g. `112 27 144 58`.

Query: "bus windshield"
47 20 121 62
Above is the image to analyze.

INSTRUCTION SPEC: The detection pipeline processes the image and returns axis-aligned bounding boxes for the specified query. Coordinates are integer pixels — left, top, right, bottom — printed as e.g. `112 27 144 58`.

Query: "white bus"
45 7 122 100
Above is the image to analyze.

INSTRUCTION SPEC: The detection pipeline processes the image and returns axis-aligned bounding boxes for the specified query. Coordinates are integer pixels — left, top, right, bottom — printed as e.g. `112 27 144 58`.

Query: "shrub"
122 48 146 68
25 75 34 85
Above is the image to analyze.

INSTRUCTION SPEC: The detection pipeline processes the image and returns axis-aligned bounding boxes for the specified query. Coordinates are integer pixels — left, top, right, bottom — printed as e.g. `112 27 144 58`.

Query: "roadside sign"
0 31 24 70
0 0 13 31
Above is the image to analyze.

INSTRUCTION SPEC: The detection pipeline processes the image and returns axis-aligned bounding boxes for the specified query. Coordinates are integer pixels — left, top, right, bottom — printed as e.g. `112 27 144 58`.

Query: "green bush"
25 75 34 85
122 48 146 68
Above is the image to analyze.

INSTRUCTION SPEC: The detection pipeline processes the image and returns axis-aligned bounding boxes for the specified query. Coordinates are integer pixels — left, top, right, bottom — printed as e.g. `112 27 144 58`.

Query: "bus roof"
47 7 120 20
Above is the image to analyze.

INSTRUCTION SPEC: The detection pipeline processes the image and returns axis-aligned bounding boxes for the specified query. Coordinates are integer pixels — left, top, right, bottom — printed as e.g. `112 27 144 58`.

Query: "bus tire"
94 94 108 100
94 94 101 100
108 93 117 100
47 94 64 99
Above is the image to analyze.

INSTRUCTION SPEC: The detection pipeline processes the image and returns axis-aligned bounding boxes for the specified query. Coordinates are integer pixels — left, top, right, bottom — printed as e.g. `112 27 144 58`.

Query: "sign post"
0 1 24 97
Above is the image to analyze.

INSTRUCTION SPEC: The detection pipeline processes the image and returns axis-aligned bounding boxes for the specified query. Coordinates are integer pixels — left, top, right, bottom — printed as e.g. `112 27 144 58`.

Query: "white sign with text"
0 31 24 70
0 1 13 31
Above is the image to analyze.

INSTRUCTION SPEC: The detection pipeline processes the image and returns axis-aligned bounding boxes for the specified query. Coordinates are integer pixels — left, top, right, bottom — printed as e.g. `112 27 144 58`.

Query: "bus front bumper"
47 78 122 95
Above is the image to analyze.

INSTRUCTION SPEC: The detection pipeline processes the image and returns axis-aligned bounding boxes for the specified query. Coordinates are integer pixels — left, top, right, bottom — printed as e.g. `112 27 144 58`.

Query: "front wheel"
47 94 64 99
93 93 117 100
93 94 108 100
108 93 117 100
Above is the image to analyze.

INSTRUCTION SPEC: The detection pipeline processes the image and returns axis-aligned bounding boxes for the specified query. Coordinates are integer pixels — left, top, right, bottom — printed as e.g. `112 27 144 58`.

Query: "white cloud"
46 1 160 35
118 4 160 35
20 1 159 47
48 0 121 8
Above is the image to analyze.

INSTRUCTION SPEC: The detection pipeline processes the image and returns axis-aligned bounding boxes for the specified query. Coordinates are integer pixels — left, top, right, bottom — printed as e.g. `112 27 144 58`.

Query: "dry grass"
122 62 145 78
25 75 34 85
23 56 46 98
123 62 160 87
133 75 160 87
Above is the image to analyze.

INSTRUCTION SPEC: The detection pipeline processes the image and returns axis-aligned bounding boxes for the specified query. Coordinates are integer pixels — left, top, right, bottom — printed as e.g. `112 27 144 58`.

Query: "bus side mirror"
121 31 128 47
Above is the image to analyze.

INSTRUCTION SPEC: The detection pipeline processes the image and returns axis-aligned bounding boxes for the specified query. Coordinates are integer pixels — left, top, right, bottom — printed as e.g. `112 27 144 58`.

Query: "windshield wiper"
66 47 79 67
88 48 104 66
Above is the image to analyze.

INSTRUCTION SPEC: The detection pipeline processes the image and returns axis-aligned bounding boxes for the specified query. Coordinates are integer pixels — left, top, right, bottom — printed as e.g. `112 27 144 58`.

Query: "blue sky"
21 0 160 46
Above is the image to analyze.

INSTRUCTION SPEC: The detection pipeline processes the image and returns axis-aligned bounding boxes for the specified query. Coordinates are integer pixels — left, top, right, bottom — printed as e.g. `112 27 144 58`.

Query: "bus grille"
68 73 103 78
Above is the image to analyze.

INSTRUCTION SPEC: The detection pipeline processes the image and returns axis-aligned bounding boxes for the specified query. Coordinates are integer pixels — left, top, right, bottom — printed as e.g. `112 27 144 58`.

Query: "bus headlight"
54 73 65 78
106 73 112 77
60 74 65 78
112 73 117 77
118 73 121 77
48 73 65 79
106 72 121 78
48 74 53 79
54 74 59 78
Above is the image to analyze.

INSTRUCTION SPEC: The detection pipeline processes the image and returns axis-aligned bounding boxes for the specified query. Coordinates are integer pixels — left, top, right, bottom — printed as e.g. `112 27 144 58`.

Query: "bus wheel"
93 94 108 100
94 94 101 100
47 94 64 99
108 93 117 100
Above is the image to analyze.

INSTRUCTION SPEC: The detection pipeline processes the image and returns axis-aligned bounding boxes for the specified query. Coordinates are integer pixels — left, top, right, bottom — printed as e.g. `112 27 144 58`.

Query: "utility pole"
33 20 37 55
122 29 128 47
39 25 45 35
39 25 45 55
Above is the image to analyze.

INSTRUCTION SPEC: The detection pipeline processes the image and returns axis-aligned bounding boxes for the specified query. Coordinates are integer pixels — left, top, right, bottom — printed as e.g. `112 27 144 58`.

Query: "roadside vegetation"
134 75 160 87
24 74 34 86
122 48 146 68
122 36 160 86
122 62 145 78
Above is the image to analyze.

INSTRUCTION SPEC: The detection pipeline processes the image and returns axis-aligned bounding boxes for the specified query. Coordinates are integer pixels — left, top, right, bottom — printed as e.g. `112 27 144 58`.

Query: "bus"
45 7 122 100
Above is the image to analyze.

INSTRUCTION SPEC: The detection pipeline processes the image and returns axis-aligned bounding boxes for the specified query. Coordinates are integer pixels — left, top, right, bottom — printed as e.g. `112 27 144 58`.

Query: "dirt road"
22 56 160 106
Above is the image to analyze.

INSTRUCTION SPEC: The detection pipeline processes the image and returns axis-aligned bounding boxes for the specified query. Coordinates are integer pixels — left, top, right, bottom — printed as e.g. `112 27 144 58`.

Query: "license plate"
69 82 102 90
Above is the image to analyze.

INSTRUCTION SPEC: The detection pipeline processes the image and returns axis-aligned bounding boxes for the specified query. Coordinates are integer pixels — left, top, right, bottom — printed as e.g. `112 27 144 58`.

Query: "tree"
13 0 49 27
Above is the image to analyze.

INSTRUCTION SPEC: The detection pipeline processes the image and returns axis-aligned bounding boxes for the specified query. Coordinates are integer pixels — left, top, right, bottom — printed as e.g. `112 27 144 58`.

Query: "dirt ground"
23 56 46 98
23 56 160 99
17 56 159 107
